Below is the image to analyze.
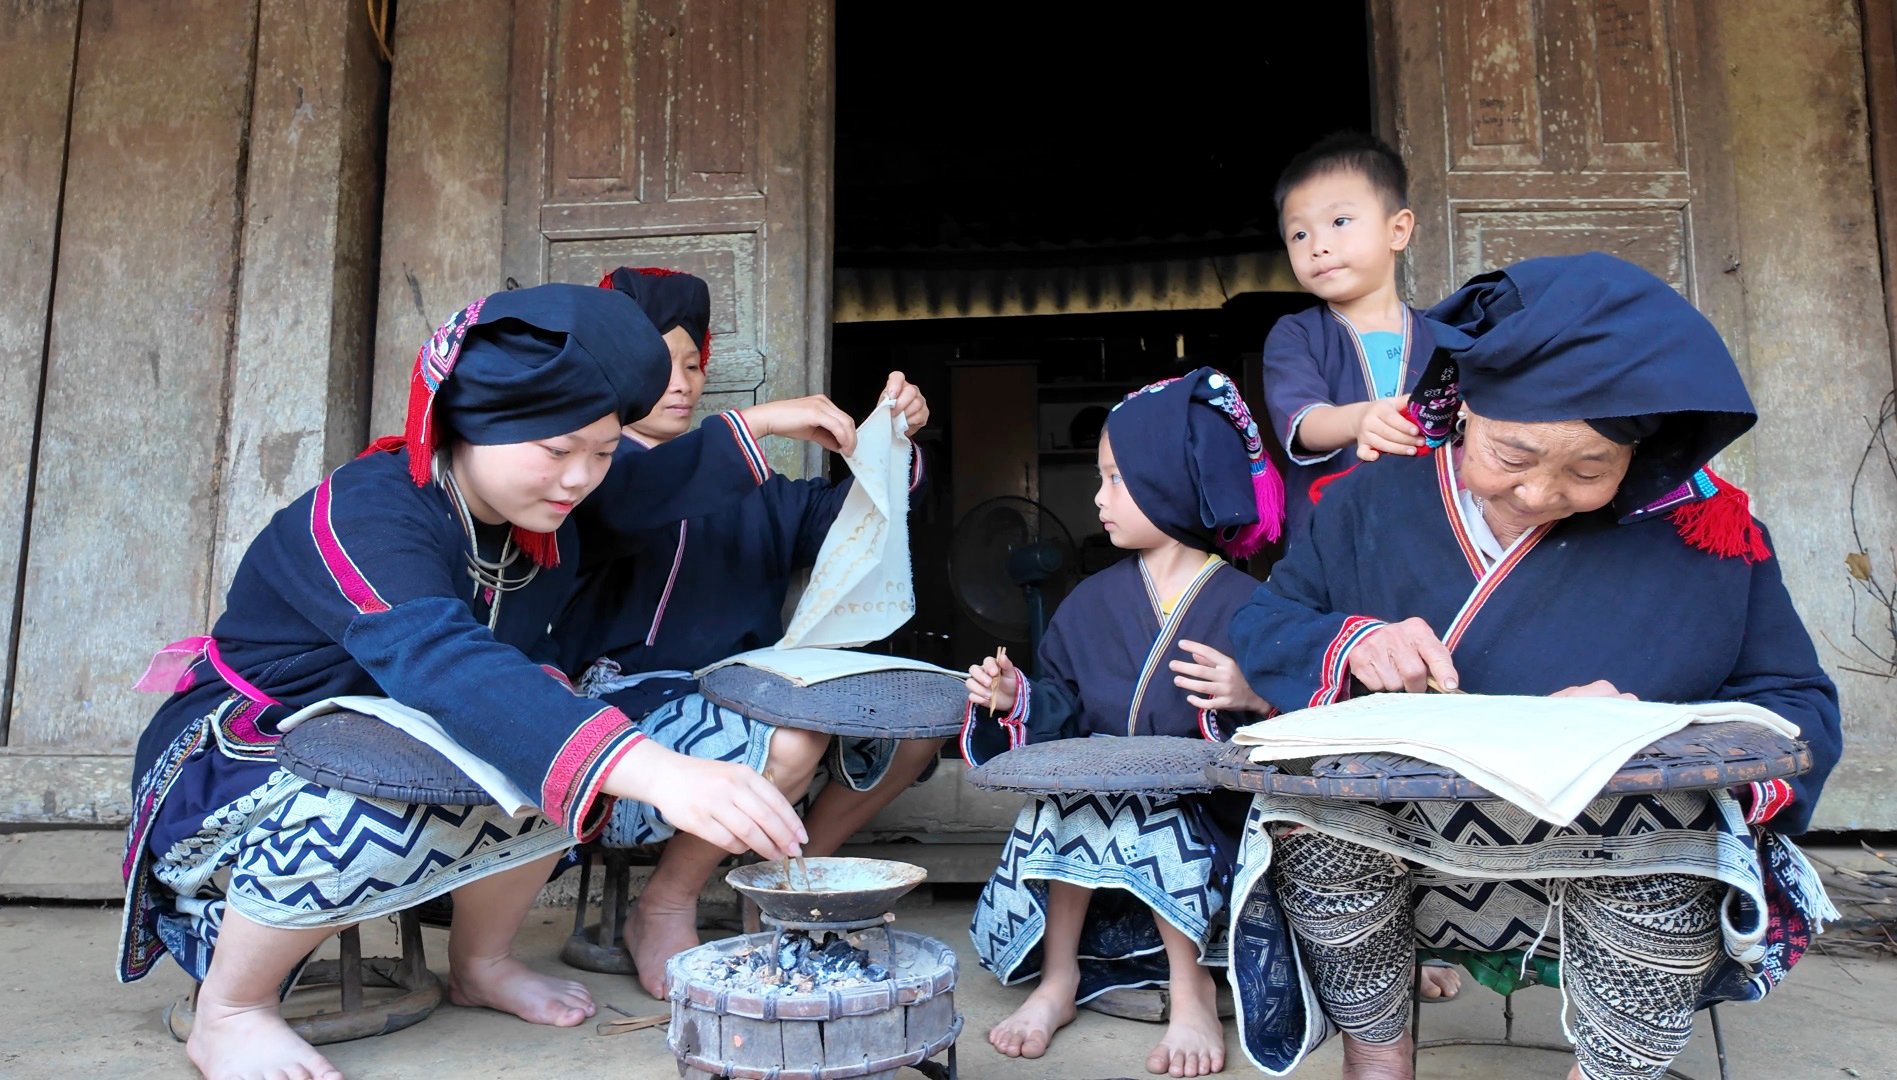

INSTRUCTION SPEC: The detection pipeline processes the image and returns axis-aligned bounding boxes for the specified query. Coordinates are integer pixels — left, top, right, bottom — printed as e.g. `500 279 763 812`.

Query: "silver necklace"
435 455 538 629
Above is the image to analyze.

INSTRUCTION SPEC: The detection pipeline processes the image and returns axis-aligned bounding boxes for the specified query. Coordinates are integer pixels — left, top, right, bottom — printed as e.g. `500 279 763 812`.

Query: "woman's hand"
739 395 858 456
1551 680 1638 700
1171 640 1271 714
1354 396 1426 461
880 371 930 435
1348 617 1459 694
965 651 1019 715
602 740 807 860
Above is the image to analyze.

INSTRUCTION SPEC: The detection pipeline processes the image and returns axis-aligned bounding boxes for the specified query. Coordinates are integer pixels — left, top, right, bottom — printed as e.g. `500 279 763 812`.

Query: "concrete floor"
1 878 1891 1080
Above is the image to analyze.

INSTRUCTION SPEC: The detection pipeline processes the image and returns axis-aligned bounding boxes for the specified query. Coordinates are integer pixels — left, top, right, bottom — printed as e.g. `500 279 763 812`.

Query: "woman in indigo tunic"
962 368 1282 1076
557 266 940 998
1225 254 1844 1080
117 284 845 1080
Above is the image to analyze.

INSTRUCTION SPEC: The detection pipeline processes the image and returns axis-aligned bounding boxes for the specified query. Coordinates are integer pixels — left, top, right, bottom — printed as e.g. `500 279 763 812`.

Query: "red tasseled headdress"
596 266 713 371
358 295 563 567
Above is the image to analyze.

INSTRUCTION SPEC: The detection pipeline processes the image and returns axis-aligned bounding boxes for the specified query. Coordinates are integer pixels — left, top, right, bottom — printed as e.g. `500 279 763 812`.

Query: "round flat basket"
698 665 967 740
1205 726 1811 802
278 711 494 806
967 735 1223 796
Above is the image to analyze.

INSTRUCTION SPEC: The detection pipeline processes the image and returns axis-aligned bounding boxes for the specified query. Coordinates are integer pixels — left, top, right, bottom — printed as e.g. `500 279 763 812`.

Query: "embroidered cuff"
540 664 576 691
1285 403 1345 468
542 707 643 836
713 410 774 486
1311 616 1387 708
957 675 1031 766
1743 778 1795 826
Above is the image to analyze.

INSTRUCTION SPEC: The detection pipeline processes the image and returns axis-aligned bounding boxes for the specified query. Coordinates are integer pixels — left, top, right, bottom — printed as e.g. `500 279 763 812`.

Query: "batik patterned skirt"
118 698 571 987
1224 788 1837 1076
970 791 1230 1003
584 687 904 848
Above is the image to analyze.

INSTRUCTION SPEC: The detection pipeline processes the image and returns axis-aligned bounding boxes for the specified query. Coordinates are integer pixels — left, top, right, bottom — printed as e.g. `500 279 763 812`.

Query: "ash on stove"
683 931 893 995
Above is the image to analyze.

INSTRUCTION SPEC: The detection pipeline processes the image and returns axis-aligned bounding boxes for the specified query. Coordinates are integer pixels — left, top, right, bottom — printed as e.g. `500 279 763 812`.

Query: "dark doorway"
831 2 1375 667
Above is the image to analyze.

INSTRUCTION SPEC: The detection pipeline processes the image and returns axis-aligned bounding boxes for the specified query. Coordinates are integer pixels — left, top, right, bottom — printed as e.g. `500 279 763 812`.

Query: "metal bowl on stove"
725 857 928 924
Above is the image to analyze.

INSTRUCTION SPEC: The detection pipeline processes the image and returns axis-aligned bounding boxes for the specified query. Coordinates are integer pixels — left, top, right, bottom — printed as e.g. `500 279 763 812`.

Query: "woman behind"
556 266 942 999
119 284 848 1080
963 368 1282 1077
1226 253 1843 1080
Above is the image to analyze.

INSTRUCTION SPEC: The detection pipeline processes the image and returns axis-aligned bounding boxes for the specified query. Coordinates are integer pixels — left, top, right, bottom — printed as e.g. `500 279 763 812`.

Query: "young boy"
963 368 1280 1077
1258 133 1463 1003
1261 132 1430 541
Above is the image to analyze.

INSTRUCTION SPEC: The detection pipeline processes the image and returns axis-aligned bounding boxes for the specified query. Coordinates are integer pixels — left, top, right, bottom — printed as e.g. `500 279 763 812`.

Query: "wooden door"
1375 0 1745 355
503 0 834 476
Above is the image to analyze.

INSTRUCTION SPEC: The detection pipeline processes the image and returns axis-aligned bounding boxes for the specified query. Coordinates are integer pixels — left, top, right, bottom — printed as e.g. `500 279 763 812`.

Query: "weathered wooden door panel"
8 1 259 751
1384 0 1743 352
0 1 81 736
504 0 833 474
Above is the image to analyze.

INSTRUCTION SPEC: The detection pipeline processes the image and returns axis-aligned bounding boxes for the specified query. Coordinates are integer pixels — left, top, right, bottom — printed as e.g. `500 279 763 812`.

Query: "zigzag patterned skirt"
970 791 1231 1003
597 692 902 848
1226 790 1838 1077
127 732 572 986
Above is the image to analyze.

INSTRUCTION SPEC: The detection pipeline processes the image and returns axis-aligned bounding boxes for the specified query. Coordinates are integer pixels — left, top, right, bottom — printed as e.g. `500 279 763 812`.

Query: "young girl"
963 368 1282 1078
558 266 942 999
117 283 849 1080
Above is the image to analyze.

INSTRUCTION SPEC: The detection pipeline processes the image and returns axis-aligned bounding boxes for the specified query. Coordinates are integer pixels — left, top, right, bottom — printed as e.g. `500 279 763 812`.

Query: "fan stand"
1006 542 1066 676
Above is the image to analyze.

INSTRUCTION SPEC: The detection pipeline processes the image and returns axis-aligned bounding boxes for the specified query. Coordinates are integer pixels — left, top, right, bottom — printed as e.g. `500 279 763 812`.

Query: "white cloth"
1229 694 1799 826
702 401 957 685
278 696 536 815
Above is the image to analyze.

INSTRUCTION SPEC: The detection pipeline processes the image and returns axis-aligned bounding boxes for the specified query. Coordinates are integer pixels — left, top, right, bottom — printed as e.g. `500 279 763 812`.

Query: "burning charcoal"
864 962 890 981
777 936 810 971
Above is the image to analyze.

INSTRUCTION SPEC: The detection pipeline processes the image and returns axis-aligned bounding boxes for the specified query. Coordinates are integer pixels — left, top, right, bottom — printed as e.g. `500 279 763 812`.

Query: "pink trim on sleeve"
540 706 638 829
1310 616 1386 708
311 473 392 615
714 410 773 486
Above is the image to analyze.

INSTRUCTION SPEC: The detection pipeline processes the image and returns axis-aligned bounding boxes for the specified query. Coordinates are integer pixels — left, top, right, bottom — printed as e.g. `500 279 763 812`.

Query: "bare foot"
1341 1032 1414 1080
988 982 1077 1059
1145 989 1226 1076
448 954 597 1027
1566 1067 1584 1080
626 897 701 1000
1419 963 1462 1000
186 1000 342 1080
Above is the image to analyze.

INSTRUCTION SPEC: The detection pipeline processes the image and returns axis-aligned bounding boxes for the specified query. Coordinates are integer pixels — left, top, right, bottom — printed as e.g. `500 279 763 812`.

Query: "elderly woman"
1225 254 1843 1080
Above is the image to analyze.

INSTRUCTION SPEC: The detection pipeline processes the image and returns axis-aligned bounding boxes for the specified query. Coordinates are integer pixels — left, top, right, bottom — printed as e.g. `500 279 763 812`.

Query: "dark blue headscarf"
1415 253 1757 521
436 284 671 446
1106 367 1284 557
599 266 712 369
372 283 672 566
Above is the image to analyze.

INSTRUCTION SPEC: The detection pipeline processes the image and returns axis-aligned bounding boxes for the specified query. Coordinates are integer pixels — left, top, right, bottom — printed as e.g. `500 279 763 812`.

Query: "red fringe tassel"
1669 469 1770 562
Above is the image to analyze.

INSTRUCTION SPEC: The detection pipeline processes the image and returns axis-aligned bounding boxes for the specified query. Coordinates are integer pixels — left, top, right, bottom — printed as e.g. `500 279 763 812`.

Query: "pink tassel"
134 637 213 693
1221 461 1287 558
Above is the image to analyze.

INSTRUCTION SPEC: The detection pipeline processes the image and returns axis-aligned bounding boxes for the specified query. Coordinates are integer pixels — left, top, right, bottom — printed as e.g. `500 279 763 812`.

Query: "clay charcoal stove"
666 858 960 1079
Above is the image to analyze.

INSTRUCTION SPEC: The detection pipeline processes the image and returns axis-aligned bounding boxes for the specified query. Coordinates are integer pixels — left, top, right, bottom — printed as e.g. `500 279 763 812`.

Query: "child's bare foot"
1419 963 1461 1000
1146 966 1226 1077
448 954 596 1026
626 896 700 1000
988 982 1077 1059
186 1000 342 1080
1340 1032 1414 1080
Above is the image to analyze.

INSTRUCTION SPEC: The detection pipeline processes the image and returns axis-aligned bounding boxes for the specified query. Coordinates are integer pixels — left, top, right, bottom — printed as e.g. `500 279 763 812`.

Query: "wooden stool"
1202 727 1804 1079
1410 979 1731 1080
166 709 498 1044
563 666 967 974
167 908 442 1045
